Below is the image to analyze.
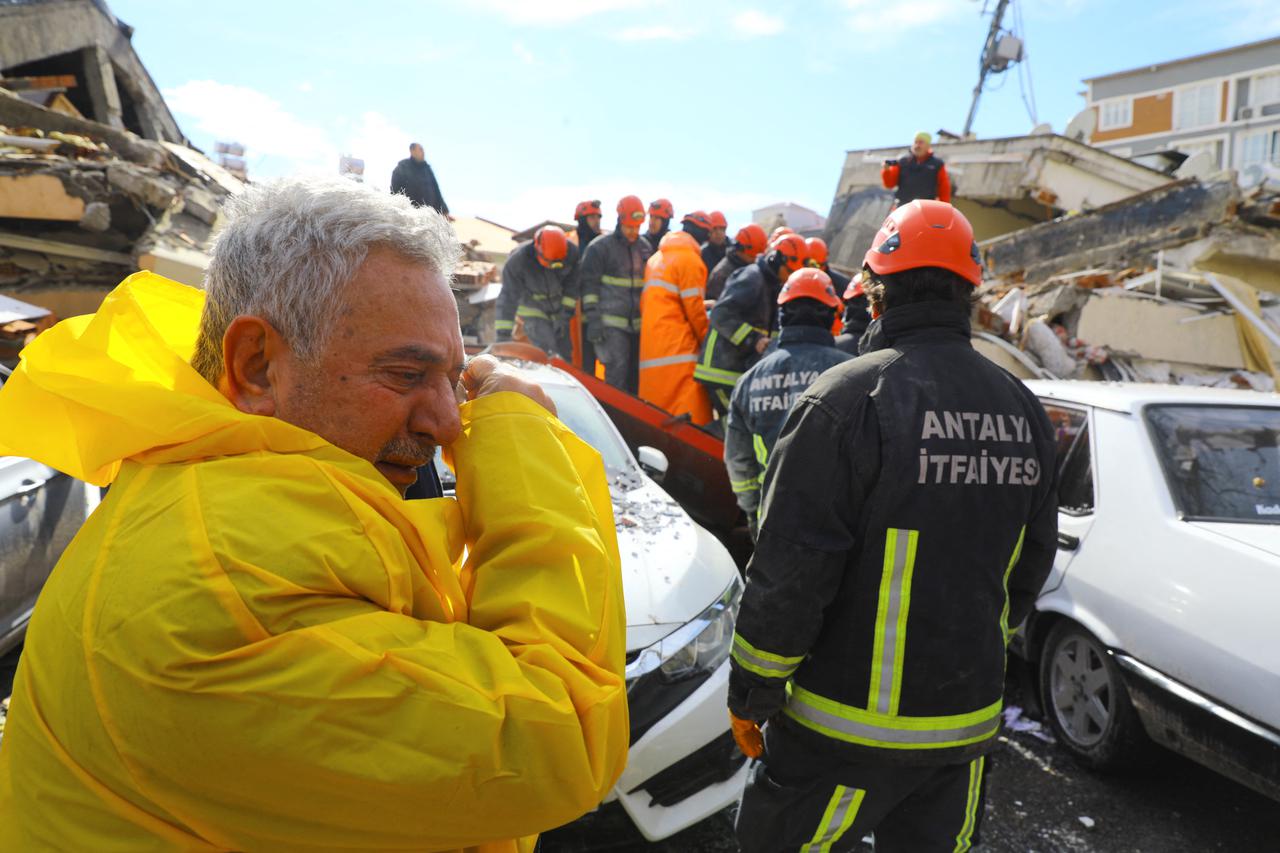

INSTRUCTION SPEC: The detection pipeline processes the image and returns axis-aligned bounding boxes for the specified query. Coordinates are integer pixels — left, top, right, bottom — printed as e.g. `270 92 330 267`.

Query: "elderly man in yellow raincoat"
0 177 629 851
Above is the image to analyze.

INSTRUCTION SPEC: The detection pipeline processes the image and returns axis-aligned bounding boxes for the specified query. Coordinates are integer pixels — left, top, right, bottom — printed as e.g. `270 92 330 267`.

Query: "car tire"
1038 620 1151 770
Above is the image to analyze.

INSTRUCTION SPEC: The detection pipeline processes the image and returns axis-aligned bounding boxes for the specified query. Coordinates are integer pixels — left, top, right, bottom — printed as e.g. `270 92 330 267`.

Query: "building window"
1174 139 1222 169
1250 70 1280 108
1175 82 1219 130
1097 98 1132 131
1238 129 1280 169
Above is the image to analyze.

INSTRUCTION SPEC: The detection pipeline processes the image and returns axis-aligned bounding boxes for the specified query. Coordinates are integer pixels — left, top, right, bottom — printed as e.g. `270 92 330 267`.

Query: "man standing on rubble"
0 177 628 851
702 210 729 272
695 232 808 417
706 223 768 302
390 142 449 214
881 132 952 207
724 268 850 541
581 195 653 392
728 200 1057 852
496 224 580 357
638 214 713 425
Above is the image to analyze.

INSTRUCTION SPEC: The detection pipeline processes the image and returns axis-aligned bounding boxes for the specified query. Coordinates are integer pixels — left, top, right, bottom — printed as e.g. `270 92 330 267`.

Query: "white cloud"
297 81 314 93
732 10 786 37
612 24 696 42
469 0 652 25
844 0 965 34
512 40 537 65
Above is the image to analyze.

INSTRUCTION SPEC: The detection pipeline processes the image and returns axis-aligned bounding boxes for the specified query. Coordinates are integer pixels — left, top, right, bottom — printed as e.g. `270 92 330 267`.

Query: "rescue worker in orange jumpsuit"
881 131 952 206
638 217 713 425
701 210 729 273
707 223 768 302
646 198 674 248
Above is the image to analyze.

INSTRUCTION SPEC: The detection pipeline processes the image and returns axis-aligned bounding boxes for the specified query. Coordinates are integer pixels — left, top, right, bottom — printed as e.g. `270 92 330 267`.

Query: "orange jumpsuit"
638 231 713 425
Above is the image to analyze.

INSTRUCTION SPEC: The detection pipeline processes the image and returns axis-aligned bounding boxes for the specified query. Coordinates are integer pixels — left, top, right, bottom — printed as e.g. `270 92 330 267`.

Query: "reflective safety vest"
638 232 712 425
580 228 654 334
728 301 1059 765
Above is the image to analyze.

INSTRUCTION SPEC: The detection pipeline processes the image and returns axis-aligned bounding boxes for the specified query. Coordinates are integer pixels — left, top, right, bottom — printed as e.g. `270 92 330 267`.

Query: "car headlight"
624 576 743 744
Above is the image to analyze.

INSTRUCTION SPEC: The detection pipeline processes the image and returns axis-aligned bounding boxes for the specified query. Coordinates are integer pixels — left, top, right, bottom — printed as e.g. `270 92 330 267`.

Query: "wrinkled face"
911 137 929 158
410 145 425 161
584 213 602 232
276 247 464 495
710 226 727 245
621 222 641 242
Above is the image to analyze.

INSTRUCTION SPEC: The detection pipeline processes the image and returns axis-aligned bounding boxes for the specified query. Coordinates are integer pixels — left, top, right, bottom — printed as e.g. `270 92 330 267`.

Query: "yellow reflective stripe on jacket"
729 321 754 345
784 685 1002 749
1000 526 1026 647
867 528 918 717
731 632 803 679
601 274 642 288
800 784 866 853
729 477 758 495
495 319 515 331
516 305 550 320
752 434 768 484
953 756 985 852
582 293 600 305
602 314 639 331
561 296 578 309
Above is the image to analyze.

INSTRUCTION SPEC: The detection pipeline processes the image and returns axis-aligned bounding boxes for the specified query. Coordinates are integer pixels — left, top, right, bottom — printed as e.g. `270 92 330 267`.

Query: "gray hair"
191 176 461 383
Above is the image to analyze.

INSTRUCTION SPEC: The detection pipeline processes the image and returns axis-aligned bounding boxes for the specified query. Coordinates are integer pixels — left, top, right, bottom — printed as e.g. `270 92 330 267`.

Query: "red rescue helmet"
649 198 674 219
805 237 829 267
770 225 796 242
534 225 569 269
768 233 809 277
574 199 602 219
617 195 647 225
733 223 768 258
682 210 713 230
709 210 727 229
863 199 982 287
844 271 867 300
778 267 840 308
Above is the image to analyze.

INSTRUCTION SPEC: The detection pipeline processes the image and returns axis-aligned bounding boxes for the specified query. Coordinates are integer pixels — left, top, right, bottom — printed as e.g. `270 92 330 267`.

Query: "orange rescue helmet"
770 225 796 242
534 225 569 268
733 223 768 258
805 237 829 267
709 210 727 229
768 232 809 277
778 267 840 308
617 195 647 225
844 271 867 300
864 199 982 287
575 199 602 218
682 210 713 230
649 198 674 219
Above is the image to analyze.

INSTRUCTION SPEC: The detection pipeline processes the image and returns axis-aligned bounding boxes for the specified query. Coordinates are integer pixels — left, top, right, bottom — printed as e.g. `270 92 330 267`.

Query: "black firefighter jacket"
580 229 653 335
705 252 748 302
495 240 581 342
695 257 782 391
728 301 1059 766
725 324 852 516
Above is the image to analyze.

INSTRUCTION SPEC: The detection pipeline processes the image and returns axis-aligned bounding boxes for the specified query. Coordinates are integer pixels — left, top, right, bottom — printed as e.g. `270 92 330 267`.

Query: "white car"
436 359 748 840
1016 380 1280 802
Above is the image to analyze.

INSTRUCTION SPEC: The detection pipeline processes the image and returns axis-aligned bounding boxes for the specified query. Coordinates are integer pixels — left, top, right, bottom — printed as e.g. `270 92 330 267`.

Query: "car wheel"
1038 621 1150 770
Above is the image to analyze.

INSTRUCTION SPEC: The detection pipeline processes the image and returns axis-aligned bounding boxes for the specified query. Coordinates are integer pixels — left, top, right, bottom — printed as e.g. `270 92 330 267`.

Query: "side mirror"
637 446 669 482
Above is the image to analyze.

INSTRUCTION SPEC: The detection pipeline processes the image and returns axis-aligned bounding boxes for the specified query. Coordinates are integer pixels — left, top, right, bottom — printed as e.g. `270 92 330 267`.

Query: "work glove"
587 322 605 344
730 712 764 759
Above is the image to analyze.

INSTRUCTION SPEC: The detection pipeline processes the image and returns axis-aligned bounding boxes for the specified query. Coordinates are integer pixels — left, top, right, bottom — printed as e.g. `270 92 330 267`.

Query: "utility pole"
962 0 1022 138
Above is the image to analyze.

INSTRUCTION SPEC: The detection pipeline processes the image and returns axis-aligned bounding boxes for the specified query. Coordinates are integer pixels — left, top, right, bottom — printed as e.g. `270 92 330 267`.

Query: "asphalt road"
3 648 1277 851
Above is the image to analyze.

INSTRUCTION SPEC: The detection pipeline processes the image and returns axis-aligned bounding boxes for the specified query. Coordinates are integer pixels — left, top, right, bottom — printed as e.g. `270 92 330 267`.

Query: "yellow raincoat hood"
0 272 628 852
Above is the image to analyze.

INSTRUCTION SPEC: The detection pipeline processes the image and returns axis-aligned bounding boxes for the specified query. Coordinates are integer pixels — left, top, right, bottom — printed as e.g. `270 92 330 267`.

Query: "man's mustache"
377 437 434 468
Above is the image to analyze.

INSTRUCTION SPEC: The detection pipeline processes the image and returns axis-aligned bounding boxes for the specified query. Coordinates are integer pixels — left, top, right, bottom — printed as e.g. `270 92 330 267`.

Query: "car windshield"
542 383 634 474
1145 405 1280 523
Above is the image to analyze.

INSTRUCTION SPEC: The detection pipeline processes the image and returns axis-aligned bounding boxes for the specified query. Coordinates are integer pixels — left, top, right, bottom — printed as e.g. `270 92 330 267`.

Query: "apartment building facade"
1084 36 1280 177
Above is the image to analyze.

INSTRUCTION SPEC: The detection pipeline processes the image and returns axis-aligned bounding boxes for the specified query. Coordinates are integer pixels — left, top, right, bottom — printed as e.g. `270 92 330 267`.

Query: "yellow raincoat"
0 272 628 851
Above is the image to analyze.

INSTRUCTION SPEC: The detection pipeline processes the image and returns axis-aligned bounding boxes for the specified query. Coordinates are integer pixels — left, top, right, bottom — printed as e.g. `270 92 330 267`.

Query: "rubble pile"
0 89 242 338
971 176 1280 390
451 243 500 345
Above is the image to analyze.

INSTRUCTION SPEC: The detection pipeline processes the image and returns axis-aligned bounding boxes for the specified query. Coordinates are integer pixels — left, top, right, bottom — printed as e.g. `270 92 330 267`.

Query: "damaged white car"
436 358 747 841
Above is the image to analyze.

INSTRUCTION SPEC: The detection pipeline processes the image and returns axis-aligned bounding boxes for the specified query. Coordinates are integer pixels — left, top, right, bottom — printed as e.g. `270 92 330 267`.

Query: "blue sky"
110 0 1279 230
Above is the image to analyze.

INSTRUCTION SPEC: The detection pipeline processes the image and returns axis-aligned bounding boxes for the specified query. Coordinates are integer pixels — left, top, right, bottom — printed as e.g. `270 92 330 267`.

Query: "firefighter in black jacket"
701 210 729 272
706 223 767 302
495 225 579 356
835 272 872 355
729 200 1058 853
580 195 653 392
725 268 851 541
694 233 808 416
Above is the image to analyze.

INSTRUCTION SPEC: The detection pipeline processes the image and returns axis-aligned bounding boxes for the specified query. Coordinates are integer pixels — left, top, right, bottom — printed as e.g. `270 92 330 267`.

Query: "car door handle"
1057 532 1079 551
1 477 49 506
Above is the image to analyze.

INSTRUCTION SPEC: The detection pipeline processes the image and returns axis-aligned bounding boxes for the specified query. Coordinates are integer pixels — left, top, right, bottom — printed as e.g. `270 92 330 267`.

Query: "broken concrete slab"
0 172 86 221
78 200 110 232
106 163 177 210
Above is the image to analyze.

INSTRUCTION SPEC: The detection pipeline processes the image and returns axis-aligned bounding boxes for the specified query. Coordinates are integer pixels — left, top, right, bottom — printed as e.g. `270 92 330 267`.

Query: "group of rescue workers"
0 129 1059 853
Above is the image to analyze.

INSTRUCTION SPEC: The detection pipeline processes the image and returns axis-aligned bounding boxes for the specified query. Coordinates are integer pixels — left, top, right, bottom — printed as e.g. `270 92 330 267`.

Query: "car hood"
610 474 737 652
1187 521 1280 559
